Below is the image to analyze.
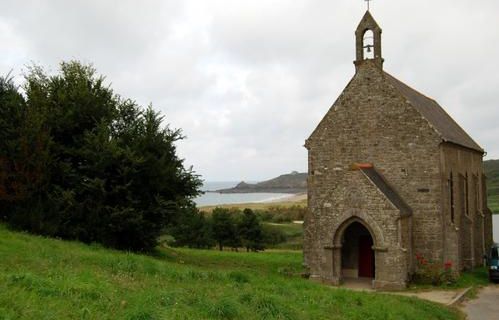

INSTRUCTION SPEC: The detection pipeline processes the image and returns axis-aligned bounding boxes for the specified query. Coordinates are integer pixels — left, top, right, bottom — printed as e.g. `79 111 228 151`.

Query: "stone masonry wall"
319 170 409 288
305 60 444 287
440 143 490 270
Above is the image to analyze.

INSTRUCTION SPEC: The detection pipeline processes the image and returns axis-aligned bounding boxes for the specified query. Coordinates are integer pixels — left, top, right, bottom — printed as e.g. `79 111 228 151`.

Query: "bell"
367 46 372 53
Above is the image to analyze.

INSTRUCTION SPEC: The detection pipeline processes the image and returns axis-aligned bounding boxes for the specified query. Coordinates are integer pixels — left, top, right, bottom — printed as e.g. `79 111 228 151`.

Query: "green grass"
408 267 490 292
0 223 460 320
452 267 490 288
487 194 499 214
264 222 303 250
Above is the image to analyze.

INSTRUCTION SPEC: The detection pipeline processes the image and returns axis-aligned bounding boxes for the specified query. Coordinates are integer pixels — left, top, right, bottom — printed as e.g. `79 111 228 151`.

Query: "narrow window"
450 172 455 223
465 172 469 216
473 174 479 214
459 174 466 218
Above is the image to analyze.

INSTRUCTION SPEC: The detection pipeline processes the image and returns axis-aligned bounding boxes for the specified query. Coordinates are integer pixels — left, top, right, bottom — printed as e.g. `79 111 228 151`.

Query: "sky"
1 0 498 182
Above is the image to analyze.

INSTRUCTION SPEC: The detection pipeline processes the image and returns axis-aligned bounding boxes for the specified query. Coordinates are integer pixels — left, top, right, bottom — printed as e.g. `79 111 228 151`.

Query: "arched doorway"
341 222 375 279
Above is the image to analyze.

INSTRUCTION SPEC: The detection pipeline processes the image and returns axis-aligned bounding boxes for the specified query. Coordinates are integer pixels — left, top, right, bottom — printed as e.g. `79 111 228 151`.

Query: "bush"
412 254 458 286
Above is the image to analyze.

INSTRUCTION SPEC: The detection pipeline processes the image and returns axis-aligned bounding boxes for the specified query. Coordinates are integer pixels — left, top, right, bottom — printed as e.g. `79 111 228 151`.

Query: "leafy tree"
0 61 202 251
0 75 50 224
238 208 264 252
211 208 237 251
0 75 25 208
262 225 287 247
169 206 213 248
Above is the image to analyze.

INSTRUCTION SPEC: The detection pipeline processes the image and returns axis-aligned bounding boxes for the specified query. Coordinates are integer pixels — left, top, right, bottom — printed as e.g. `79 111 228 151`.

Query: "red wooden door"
358 236 374 278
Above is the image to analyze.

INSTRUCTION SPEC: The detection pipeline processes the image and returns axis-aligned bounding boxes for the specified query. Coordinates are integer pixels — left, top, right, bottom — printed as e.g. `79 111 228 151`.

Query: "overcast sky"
1 0 498 182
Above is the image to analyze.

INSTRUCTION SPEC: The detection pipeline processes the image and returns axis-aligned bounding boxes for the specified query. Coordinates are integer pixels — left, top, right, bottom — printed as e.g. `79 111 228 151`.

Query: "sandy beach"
267 192 307 203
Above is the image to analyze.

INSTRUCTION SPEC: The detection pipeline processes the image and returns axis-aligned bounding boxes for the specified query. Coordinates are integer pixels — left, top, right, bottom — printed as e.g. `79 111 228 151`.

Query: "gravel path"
462 285 499 320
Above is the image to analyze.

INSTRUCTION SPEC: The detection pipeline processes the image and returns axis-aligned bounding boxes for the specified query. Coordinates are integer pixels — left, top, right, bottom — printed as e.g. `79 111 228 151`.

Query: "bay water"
193 181 294 207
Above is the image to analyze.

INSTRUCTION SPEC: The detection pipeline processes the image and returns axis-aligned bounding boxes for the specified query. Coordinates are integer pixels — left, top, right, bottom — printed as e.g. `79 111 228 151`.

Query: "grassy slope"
0 224 459 320
484 159 499 213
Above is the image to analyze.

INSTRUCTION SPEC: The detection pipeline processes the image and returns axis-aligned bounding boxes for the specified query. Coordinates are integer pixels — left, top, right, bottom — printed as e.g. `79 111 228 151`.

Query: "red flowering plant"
413 254 458 286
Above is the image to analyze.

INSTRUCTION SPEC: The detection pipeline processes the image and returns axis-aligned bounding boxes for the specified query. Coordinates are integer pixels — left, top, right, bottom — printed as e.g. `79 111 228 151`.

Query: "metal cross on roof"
365 0 372 11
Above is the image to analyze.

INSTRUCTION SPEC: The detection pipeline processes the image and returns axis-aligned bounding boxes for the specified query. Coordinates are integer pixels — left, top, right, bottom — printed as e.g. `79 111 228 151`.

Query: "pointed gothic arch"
333 217 377 279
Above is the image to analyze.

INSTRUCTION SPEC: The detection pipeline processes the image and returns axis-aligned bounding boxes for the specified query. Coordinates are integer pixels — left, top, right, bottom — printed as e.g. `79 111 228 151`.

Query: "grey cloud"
1 0 498 181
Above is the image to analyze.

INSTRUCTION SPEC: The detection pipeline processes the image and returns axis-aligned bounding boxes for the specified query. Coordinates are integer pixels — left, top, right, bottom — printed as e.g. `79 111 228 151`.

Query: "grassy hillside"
0 224 460 320
484 159 499 213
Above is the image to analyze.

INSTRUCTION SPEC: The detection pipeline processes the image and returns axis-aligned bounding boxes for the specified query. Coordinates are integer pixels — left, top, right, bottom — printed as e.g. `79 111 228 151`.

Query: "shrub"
412 254 458 286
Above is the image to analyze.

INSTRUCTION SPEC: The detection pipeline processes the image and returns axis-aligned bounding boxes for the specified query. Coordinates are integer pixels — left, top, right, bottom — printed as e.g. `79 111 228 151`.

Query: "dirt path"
340 279 469 305
394 289 467 305
462 285 499 320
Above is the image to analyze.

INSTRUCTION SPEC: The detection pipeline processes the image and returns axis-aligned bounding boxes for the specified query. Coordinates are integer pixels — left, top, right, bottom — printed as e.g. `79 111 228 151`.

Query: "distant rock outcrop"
216 171 307 194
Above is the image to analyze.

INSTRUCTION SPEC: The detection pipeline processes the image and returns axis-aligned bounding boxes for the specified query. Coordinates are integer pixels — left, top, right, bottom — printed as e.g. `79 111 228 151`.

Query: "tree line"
0 61 202 251
168 207 289 252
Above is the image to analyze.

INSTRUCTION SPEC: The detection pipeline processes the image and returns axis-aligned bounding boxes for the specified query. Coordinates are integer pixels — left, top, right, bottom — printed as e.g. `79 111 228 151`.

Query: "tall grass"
0 224 460 320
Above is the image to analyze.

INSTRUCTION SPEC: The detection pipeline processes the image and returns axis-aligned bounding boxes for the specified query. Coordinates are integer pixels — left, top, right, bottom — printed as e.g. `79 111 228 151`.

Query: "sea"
193 181 294 207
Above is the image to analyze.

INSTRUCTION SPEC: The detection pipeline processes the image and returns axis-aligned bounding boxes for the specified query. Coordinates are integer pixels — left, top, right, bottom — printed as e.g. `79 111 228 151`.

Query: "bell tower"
354 10 384 71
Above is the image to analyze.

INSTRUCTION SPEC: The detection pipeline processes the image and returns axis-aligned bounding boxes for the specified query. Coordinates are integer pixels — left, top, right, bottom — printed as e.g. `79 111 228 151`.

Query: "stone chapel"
303 10 494 289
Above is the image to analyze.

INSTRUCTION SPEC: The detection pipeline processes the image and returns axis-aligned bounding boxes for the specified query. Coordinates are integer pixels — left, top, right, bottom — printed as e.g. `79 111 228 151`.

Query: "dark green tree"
1 61 202 251
238 208 265 252
0 75 50 225
211 208 237 251
169 206 213 249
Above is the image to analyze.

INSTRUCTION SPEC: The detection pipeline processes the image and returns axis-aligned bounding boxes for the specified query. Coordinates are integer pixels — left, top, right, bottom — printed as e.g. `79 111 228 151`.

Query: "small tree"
211 208 237 251
238 208 265 252
169 206 213 249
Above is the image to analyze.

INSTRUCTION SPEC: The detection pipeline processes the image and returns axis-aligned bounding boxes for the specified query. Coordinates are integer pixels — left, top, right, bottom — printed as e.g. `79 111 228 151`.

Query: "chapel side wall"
306 61 444 283
440 143 488 270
